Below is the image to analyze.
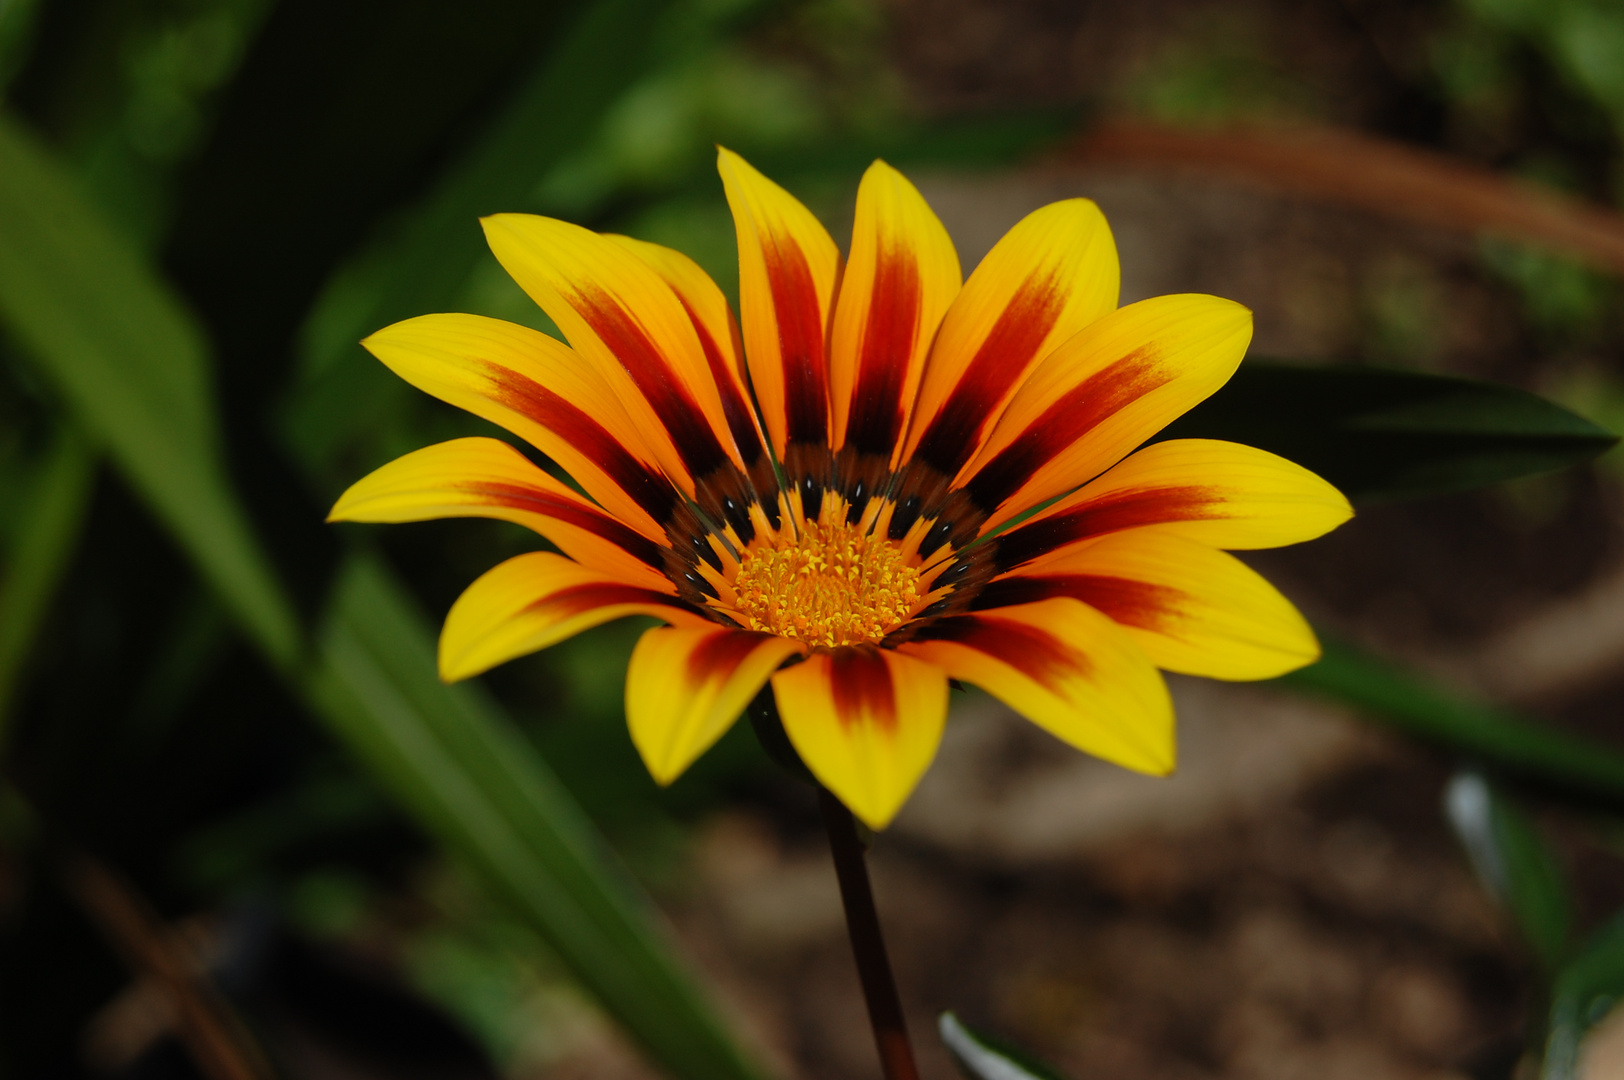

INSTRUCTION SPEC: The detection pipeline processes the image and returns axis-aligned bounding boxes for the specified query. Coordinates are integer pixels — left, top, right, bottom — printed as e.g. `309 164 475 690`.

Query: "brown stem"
818 788 920 1080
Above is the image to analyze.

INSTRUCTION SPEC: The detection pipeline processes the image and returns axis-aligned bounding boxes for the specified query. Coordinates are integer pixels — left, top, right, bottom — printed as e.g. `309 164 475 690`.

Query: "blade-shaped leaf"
0 422 95 736
1445 772 1571 970
1159 361 1618 501
312 557 765 1080
0 113 300 669
1544 913 1624 1080
939 1013 1072 1080
1284 639 1624 812
0 108 769 1080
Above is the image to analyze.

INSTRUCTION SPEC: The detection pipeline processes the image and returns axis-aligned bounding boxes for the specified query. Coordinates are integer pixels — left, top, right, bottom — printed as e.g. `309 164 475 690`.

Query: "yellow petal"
899 598 1173 775
626 626 806 785
979 531 1320 680
902 198 1118 478
828 160 961 463
771 646 948 829
961 294 1253 529
604 234 773 485
362 313 677 540
481 213 745 489
718 147 841 457
992 438 1353 571
327 436 674 593
439 552 709 682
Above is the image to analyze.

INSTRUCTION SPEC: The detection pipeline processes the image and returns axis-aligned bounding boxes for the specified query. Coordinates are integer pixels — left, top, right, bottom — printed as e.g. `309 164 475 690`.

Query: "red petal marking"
829 646 897 731
453 480 666 568
911 269 1062 475
846 241 922 455
910 613 1085 693
971 574 1184 633
480 361 681 525
965 346 1168 512
684 629 773 684
523 582 696 621
994 484 1222 571
764 236 830 446
676 294 766 469
571 284 731 477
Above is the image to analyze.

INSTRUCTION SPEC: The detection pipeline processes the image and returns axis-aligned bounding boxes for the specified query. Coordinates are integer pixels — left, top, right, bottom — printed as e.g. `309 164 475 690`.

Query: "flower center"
732 519 922 648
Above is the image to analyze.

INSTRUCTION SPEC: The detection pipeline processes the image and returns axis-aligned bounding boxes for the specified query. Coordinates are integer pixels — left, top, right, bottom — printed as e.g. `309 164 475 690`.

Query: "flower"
328 149 1352 829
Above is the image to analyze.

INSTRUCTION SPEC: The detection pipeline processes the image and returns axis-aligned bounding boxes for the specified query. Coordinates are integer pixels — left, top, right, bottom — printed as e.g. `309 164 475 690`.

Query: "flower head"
329 149 1352 828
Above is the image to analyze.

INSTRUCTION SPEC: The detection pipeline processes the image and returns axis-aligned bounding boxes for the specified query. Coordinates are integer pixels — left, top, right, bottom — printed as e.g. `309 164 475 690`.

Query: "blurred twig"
60 854 276 1080
1067 121 1624 275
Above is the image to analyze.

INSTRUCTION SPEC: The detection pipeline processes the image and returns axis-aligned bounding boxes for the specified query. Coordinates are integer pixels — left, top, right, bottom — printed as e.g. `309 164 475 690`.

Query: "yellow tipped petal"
626 626 806 785
361 313 675 540
327 437 675 593
899 598 1174 776
771 646 948 829
987 531 1321 680
962 294 1254 529
481 213 745 488
829 160 961 462
439 552 707 682
718 146 841 457
902 198 1119 478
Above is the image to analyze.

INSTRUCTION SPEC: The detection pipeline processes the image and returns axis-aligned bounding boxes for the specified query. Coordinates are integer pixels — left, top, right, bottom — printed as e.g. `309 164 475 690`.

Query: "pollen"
732 519 922 648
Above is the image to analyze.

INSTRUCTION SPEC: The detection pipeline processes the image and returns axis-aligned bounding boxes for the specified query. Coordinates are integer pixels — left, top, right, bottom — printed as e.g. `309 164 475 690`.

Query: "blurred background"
4 0 1624 1078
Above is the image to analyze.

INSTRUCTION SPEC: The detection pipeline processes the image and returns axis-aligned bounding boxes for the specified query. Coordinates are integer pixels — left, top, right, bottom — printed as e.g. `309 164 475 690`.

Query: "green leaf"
1445 772 1571 970
0 112 301 669
0 108 769 1080
1544 913 1624 1080
311 556 767 1080
0 421 96 737
1159 361 1619 501
938 1012 1072 1080
1284 638 1624 812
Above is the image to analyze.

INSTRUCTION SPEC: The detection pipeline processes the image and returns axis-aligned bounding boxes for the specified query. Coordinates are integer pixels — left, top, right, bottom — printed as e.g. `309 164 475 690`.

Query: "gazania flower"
329 149 1352 829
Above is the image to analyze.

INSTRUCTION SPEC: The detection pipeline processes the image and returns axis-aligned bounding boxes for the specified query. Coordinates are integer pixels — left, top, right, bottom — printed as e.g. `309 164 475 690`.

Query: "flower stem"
818 788 921 1080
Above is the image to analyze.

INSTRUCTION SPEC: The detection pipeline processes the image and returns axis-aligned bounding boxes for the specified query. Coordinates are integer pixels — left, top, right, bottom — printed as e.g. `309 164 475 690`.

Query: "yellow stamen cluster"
732 519 922 648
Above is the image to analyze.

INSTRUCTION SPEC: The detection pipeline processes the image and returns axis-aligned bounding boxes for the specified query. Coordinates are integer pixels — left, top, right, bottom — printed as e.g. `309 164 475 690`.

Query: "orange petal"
718 147 841 457
771 646 948 829
481 213 745 490
992 438 1353 571
975 531 1320 680
328 437 674 593
960 294 1253 530
604 234 772 482
439 552 710 681
626 626 806 784
362 313 679 540
899 598 1173 775
901 199 1118 478
828 160 960 462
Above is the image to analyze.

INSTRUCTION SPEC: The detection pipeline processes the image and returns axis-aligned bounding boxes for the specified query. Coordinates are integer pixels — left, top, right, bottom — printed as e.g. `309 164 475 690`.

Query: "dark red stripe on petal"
846 242 921 456
829 645 896 731
994 485 1221 571
678 295 767 471
911 270 1062 476
964 347 1168 513
911 614 1084 693
455 480 667 569
572 285 732 478
764 238 829 446
972 574 1183 633
526 582 698 622
685 629 772 685
480 361 681 526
